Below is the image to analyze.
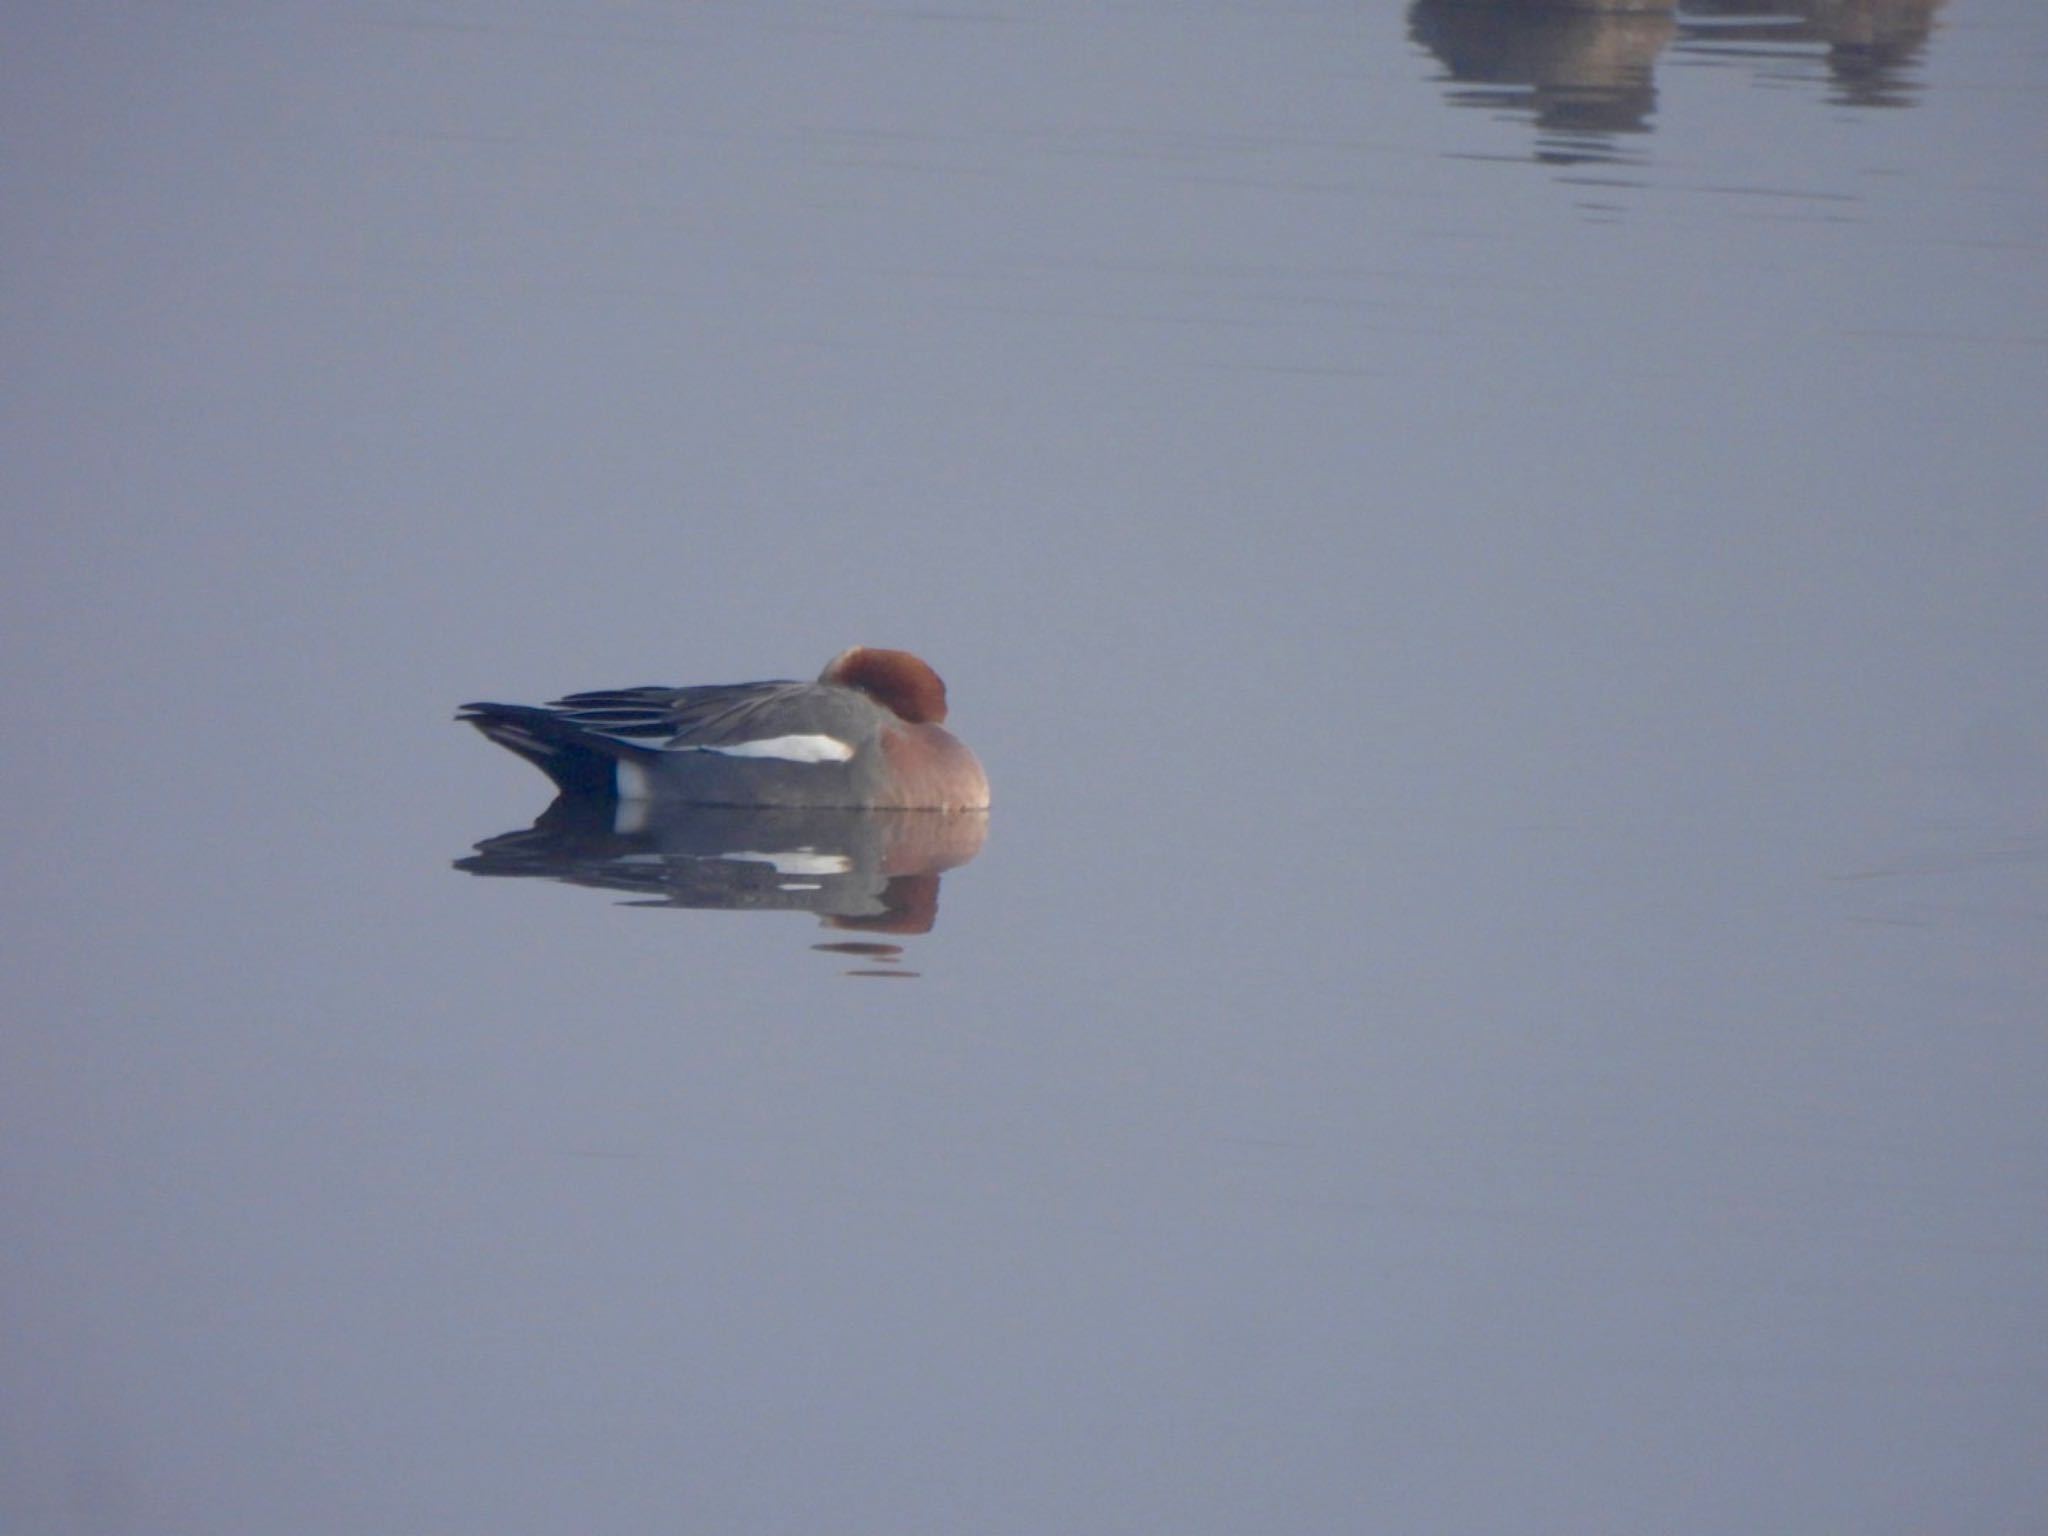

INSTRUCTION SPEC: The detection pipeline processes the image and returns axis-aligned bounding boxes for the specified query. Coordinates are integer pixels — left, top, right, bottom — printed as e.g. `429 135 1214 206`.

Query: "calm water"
6 2 2045 1531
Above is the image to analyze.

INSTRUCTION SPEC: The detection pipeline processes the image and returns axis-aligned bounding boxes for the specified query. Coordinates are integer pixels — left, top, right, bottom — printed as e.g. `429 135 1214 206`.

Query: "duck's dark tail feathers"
458 702 655 798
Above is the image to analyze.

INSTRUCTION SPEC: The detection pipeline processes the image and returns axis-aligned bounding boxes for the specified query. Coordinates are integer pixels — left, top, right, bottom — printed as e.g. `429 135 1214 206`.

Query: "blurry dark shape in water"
456 798 986 938
1409 0 1678 165
1411 0 1947 166
1678 0 1948 109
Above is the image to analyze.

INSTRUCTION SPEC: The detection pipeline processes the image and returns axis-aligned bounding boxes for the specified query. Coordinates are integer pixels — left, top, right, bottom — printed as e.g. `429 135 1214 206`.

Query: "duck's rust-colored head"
818 646 949 724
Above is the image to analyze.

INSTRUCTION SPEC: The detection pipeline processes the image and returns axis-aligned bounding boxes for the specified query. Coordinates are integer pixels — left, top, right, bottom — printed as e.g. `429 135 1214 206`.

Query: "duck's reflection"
1409 0 1948 165
457 799 986 967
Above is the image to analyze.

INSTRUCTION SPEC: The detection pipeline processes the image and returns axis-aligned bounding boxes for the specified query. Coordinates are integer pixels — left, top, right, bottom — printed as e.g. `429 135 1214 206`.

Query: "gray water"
6 3 2045 1532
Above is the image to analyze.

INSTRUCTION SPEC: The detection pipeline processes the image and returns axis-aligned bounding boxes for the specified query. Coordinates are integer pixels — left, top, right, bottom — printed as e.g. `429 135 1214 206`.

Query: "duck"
459 646 990 810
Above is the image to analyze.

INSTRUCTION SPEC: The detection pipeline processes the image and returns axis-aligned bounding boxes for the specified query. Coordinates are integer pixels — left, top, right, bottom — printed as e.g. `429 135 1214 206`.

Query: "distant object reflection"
1409 0 1678 165
1409 0 1947 165
456 799 987 977
1677 0 1949 110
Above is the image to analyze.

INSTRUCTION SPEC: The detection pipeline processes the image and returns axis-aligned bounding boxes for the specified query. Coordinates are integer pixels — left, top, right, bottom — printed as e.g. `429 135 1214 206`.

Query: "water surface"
5 2 2045 1532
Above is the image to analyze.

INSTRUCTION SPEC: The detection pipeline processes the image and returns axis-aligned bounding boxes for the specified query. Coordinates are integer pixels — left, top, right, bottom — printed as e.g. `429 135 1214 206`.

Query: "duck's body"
459 647 989 811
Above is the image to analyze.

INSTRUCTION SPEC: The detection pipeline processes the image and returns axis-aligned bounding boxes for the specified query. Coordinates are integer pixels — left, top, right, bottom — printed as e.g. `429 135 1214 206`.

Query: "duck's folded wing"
550 680 874 754
545 683 765 742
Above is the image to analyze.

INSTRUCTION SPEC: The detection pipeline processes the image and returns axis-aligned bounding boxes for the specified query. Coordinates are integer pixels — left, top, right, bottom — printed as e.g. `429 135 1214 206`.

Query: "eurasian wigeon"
459 646 990 810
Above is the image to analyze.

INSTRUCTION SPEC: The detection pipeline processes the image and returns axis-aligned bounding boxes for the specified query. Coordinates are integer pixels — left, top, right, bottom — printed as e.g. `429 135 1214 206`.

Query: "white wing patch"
727 850 854 876
615 760 655 802
700 733 854 764
615 735 853 802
